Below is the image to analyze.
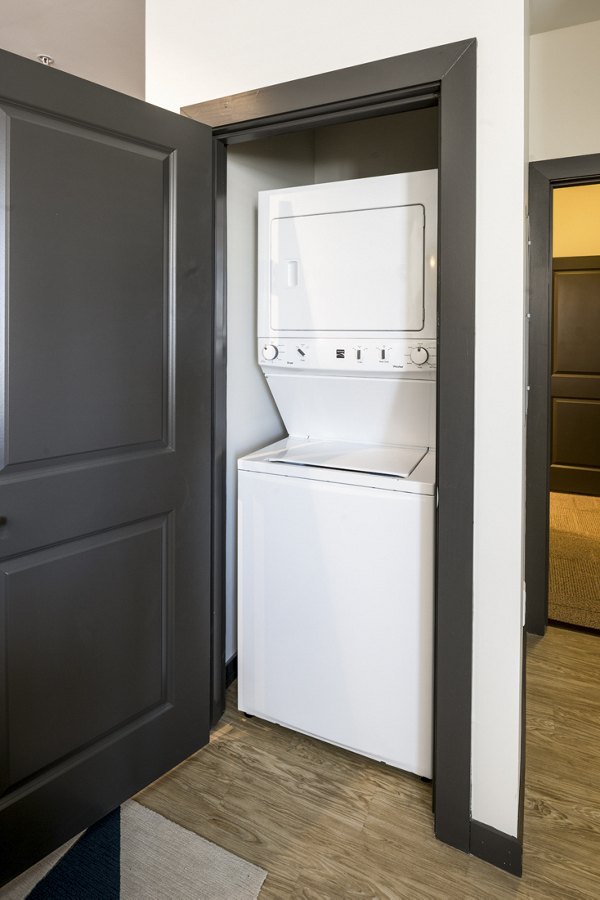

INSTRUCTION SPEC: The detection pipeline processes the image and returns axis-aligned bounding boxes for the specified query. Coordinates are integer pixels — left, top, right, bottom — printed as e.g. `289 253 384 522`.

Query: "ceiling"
529 0 600 35
0 1 599 100
0 0 144 98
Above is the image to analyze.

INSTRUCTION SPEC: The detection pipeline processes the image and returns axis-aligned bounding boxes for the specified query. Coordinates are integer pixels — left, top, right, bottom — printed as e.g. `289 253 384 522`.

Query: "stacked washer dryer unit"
237 171 437 777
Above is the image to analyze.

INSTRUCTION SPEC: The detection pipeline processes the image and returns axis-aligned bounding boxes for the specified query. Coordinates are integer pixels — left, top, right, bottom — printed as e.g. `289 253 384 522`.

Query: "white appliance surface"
263 439 427 478
270 204 424 332
237 462 434 777
239 438 436 496
264 373 436 447
258 170 437 343
257 335 437 376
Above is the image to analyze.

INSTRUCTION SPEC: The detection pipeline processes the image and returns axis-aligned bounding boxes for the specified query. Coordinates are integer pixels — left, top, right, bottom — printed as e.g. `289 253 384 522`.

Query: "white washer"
238 438 435 777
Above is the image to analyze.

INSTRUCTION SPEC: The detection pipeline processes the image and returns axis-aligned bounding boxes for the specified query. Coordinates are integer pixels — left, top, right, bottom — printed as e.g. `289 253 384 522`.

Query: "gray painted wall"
314 107 438 182
225 133 315 661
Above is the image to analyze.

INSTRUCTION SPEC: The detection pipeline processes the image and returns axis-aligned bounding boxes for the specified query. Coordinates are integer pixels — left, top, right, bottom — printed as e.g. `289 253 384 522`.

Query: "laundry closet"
225 107 439 777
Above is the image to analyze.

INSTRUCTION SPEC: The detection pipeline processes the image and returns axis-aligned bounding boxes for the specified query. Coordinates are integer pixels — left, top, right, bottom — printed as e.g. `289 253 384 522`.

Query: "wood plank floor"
137 626 600 898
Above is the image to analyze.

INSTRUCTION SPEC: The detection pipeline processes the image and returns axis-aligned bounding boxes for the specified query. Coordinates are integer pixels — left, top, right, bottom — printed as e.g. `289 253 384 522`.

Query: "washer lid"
264 440 428 478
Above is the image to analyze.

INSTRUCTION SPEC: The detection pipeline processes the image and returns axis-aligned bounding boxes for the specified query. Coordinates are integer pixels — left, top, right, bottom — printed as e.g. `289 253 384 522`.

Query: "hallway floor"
549 492 600 630
137 626 600 898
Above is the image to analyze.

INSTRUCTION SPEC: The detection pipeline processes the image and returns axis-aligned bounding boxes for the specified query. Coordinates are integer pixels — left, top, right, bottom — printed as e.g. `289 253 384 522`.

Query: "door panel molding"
1 106 176 468
1 513 171 792
551 259 600 491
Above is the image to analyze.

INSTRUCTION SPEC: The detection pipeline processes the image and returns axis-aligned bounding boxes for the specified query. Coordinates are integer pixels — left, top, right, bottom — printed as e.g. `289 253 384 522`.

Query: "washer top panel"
239 438 436 495
264 439 427 478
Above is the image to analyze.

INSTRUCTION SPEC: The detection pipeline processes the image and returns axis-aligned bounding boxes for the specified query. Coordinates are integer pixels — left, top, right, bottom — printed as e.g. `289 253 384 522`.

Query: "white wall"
0 0 145 99
530 19 600 161
146 0 527 839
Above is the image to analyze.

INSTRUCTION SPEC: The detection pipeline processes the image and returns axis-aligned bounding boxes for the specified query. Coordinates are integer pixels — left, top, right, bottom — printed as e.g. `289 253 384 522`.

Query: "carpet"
1 800 266 900
549 492 600 630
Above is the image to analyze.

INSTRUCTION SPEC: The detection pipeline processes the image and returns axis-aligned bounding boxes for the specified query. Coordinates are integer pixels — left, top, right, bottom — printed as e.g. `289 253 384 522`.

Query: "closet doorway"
185 40 482 861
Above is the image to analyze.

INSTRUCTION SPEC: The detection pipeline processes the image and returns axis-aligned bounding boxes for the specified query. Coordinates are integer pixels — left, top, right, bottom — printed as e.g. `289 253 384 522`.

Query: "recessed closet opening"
224 106 439 666
195 40 477 858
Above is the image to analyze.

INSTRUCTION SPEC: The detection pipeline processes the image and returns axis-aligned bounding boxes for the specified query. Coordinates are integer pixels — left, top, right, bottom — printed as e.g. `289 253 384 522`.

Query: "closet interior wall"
225 107 439 661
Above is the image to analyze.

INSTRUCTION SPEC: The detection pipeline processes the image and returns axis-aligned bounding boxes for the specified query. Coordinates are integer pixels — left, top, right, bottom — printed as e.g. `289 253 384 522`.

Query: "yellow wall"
553 184 600 257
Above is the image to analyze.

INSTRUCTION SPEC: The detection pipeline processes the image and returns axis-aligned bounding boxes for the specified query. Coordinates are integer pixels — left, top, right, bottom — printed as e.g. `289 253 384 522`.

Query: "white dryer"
237 171 437 777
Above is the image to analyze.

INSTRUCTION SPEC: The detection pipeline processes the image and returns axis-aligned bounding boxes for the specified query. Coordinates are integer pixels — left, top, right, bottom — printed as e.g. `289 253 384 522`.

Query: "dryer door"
270 204 425 332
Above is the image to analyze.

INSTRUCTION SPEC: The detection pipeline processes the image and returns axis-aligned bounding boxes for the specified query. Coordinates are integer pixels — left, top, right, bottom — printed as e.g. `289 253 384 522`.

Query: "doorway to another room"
548 184 600 632
525 157 600 892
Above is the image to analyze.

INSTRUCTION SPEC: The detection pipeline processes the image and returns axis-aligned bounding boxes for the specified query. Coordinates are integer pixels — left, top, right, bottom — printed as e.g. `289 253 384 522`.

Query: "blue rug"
2 800 266 899
27 808 120 899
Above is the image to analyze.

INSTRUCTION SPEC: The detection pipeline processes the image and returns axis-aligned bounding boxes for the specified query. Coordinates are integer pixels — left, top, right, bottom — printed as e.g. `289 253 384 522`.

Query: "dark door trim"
189 39 481 859
526 154 600 636
210 136 228 724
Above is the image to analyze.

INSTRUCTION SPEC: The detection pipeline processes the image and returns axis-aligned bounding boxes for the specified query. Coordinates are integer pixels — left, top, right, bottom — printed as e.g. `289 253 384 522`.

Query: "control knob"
410 346 430 366
262 344 279 361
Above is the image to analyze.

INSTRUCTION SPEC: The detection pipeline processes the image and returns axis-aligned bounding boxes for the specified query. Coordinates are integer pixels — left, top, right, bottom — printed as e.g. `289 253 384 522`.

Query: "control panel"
258 338 437 375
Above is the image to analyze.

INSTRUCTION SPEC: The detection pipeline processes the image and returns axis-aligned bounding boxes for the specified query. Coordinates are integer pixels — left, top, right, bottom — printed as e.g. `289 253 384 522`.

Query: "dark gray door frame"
526 154 600 636
185 39 494 863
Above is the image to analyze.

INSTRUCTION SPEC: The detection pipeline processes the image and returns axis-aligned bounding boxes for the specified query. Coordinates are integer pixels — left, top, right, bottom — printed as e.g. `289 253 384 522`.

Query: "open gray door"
0 49 214 885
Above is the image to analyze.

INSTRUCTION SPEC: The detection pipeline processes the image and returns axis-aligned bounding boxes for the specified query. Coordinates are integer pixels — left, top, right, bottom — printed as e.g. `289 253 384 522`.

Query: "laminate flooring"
137 626 600 898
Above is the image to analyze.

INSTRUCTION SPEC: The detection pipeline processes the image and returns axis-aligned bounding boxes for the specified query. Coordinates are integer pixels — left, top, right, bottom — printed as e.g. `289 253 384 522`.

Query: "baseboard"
470 820 522 876
548 618 600 637
225 655 238 688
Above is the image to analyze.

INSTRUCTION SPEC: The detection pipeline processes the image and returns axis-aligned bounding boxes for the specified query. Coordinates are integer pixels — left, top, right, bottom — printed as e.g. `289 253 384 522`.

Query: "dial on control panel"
410 346 430 366
262 344 279 361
